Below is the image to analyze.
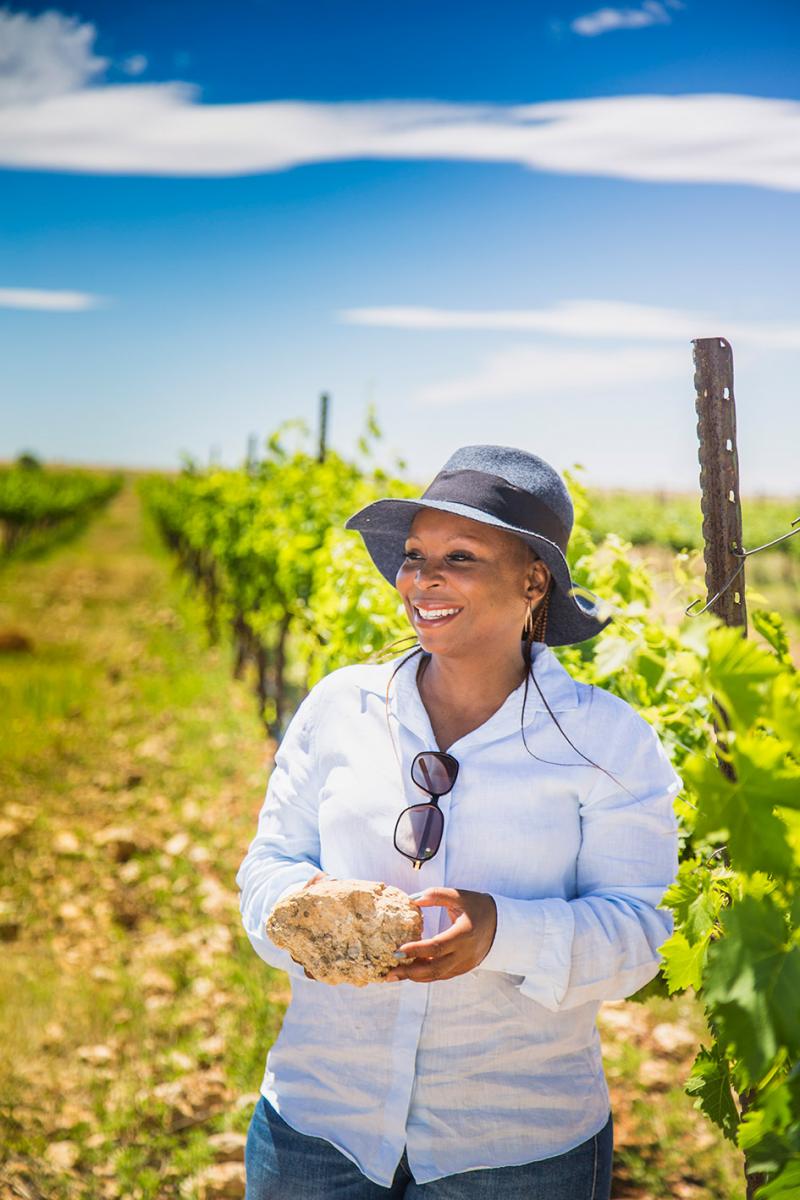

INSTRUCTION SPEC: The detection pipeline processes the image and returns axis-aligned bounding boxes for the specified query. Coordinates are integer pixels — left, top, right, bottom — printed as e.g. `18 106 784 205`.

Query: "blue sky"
2 0 800 495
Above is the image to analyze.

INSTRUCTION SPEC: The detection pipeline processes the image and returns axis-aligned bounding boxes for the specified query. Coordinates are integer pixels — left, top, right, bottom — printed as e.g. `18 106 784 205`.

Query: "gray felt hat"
344 444 612 647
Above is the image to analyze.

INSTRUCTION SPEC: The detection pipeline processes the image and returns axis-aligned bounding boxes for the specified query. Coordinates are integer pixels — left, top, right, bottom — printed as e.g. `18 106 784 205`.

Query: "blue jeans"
245 1095 613 1199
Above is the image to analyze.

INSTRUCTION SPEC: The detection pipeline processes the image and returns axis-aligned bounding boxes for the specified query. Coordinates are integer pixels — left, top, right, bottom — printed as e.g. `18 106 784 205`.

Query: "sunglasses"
394 750 460 870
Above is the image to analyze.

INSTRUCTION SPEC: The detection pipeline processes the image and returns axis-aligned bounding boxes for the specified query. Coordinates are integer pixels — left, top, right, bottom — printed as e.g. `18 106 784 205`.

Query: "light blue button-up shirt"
236 643 682 1186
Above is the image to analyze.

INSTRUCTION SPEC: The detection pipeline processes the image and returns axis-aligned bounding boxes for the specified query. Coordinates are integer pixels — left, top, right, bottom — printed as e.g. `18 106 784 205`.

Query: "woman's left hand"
384 888 497 983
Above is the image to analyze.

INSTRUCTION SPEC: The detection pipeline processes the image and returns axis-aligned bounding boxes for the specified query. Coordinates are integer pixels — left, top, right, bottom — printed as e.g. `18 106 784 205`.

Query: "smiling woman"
236 444 682 1200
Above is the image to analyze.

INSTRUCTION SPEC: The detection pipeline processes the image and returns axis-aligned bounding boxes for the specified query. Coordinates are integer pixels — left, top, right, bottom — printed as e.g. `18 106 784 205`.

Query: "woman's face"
395 508 551 658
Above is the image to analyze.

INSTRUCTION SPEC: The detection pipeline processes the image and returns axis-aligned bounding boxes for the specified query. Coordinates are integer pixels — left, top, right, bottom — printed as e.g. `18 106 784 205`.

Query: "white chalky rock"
266 878 423 986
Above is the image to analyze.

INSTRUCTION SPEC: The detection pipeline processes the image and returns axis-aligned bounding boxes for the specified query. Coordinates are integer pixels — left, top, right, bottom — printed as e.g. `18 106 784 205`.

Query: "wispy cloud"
415 344 685 405
120 54 148 77
340 300 800 350
0 286 106 311
353 296 800 408
1 10 798 191
571 0 684 37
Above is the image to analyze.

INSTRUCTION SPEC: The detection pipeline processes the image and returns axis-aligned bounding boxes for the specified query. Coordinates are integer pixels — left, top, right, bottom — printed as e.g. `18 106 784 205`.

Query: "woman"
237 444 682 1199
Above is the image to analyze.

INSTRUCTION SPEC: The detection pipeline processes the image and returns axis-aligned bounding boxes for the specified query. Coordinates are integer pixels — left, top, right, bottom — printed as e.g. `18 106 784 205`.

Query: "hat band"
421 469 570 552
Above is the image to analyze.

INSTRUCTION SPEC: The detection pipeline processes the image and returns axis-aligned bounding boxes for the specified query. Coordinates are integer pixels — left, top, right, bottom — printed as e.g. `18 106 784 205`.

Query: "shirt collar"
364 643 579 753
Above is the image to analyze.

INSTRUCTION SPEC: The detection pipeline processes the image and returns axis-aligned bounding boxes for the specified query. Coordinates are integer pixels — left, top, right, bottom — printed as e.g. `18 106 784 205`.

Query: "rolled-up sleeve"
235 688 324 979
479 710 681 1011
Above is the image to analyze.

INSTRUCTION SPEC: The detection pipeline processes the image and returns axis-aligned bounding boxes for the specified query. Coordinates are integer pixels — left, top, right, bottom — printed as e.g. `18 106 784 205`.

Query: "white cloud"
120 54 148 78
354 299 800 408
0 286 106 311
339 300 800 350
1 10 799 191
0 7 107 105
415 344 685 405
571 0 683 37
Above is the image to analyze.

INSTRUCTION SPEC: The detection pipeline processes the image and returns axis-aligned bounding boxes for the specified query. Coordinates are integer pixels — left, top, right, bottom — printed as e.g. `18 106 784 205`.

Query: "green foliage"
0 464 123 562
664 858 726 943
654 615 800 1198
686 1044 740 1143
683 741 797 878
704 896 800 1085
755 1162 800 1200
751 610 794 667
140 420 416 729
661 928 711 993
738 1066 800 1186
702 625 783 732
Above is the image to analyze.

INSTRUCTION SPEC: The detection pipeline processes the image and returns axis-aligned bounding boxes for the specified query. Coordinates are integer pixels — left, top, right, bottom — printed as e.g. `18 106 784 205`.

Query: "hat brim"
345 497 612 647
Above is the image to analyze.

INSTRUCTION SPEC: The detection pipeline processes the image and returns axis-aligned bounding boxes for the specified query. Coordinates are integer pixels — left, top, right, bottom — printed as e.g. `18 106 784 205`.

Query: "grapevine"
0 458 123 563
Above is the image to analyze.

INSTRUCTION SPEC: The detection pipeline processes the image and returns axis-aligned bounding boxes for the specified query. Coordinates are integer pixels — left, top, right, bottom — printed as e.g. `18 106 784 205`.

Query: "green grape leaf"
790 887 800 930
685 1045 740 1142
704 895 800 1084
738 1076 796 1173
754 1161 800 1200
751 609 793 665
661 929 710 993
664 859 723 942
683 747 796 878
770 673 800 748
705 625 783 731
591 634 638 680
734 733 800 812
634 647 668 694
678 612 716 660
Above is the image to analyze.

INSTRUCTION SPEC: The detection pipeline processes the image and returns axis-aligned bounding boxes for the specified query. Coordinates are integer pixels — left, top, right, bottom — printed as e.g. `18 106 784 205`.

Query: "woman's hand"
384 888 497 983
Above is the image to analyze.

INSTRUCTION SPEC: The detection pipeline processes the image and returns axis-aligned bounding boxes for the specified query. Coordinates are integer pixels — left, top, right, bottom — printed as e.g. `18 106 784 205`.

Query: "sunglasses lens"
394 804 444 861
411 752 458 795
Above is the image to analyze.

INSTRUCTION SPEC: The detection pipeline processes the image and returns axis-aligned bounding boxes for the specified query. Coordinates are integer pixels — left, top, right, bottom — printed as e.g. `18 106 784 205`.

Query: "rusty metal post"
693 337 747 632
246 432 259 474
693 337 768 1200
318 392 330 463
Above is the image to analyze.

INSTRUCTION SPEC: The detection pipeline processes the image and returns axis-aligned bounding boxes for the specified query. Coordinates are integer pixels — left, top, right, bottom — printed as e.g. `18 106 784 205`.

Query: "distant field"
587 486 799 555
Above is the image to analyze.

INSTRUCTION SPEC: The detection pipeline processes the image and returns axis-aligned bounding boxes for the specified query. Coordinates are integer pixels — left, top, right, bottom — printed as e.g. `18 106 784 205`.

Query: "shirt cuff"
254 865 324 979
271 865 324 911
479 895 575 1012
